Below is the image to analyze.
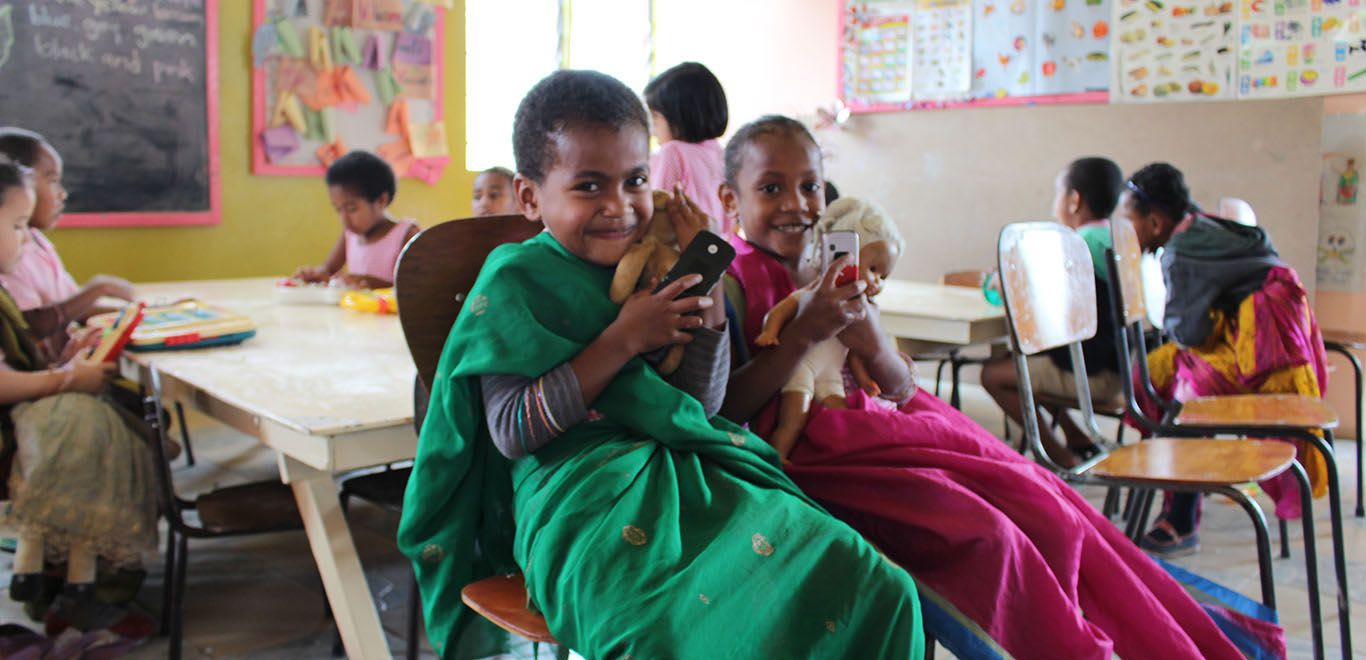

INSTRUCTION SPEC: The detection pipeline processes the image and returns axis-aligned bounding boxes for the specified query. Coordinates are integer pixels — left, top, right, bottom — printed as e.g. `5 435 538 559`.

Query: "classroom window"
464 0 652 172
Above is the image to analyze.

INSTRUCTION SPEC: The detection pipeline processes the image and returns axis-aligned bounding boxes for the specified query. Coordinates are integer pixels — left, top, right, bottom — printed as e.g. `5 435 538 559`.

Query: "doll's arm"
609 240 655 304
848 352 881 397
755 293 801 347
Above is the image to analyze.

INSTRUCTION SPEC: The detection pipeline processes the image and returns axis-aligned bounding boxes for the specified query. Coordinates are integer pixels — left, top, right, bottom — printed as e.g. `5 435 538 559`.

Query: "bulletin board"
840 0 1109 112
250 0 449 184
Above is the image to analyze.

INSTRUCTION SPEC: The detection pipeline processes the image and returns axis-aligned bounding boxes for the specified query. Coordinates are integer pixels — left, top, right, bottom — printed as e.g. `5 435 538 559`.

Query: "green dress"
398 232 923 659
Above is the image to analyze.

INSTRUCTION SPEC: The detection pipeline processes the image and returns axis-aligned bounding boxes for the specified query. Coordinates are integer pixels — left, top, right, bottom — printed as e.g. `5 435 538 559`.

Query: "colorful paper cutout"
408 121 448 159
271 91 307 133
260 126 300 163
332 26 360 65
393 62 434 100
385 98 411 141
376 139 415 176
323 0 353 27
403 3 436 34
375 67 399 105
362 34 385 70
252 21 277 66
407 157 445 185
336 66 371 105
316 139 347 166
393 32 432 66
308 26 332 69
355 0 404 31
273 18 304 57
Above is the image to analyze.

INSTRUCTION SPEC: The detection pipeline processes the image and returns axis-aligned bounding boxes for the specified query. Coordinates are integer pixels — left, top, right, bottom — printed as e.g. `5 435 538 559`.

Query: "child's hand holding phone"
610 275 713 355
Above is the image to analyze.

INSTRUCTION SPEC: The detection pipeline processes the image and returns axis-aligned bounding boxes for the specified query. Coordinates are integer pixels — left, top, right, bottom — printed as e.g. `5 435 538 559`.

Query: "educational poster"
1036 0 1114 93
1237 0 1366 98
1319 113 1366 292
1112 0 1237 102
843 3 916 106
913 0 974 99
970 0 1037 98
251 0 447 182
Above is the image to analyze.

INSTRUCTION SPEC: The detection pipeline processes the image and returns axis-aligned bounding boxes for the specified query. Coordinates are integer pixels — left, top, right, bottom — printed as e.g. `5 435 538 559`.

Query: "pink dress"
0 230 80 311
726 236 1257 660
345 219 418 282
650 140 729 235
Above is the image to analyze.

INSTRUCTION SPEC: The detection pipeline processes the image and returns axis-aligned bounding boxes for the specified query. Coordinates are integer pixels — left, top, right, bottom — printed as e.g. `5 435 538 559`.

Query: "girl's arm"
294 234 347 283
837 303 914 399
0 360 113 406
721 260 867 423
662 324 729 417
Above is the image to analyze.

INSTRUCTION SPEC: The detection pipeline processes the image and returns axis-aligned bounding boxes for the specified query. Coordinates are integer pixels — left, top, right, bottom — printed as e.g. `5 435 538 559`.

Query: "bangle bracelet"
50 365 75 396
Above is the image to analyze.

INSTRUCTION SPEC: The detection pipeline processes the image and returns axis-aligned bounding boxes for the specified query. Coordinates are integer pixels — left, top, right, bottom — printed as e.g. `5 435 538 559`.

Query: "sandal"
1140 519 1200 558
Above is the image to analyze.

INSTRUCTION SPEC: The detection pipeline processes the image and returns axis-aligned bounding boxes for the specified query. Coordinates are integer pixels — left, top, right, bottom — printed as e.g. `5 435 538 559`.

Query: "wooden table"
877 279 1006 345
118 278 416 659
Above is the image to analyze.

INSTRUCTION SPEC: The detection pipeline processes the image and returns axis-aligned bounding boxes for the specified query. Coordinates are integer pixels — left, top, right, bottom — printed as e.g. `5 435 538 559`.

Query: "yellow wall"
49 2 474 284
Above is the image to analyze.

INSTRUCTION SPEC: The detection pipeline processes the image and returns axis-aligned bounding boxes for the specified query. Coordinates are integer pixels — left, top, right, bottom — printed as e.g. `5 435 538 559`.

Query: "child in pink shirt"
0 128 134 353
294 151 419 289
644 62 731 234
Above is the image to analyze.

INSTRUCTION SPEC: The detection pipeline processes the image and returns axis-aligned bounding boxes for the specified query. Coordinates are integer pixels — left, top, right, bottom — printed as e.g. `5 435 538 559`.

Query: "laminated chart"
1036 0 1114 93
1238 0 1366 97
970 0 1038 97
913 0 974 99
843 3 916 107
1112 0 1237 101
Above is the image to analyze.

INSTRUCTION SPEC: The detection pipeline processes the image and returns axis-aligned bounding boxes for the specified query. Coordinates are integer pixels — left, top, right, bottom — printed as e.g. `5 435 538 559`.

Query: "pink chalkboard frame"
836 0 1109 115
250 0 447 177
62 0 221 228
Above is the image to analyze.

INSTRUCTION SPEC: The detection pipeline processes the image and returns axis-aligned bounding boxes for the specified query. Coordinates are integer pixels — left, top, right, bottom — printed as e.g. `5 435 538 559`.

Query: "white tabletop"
876 279 1008 346
128 278 415 438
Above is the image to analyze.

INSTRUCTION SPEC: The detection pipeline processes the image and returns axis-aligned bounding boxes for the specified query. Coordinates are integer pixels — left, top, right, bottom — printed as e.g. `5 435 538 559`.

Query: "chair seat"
1034 392 1126 418
1323 329 1366 350
340 467 411 511
195 481 303 535
1087 437 1297 486
461 574 557 644
1174 394 1338 430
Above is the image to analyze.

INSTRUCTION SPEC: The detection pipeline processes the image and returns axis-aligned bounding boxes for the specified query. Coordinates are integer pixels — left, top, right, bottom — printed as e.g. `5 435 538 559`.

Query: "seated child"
293 151 419 289
0 128 134 358
0 155 158 635
754 196 904 461
397 70 923 659
982 157 1125 467
471 166 517 216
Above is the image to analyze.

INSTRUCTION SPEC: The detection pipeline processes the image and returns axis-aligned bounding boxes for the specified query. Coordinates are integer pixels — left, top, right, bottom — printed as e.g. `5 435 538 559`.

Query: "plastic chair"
393 214 566 657
141 367 305 660
1105 219 1352 657
996 221 1327 657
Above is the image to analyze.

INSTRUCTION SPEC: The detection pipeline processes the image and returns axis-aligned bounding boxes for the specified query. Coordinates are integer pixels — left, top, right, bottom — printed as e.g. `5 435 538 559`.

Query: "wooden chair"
1320 328 1365 518
141 368 305 660
1105 219 1353 657
393 214 564 655
996 221 1328 657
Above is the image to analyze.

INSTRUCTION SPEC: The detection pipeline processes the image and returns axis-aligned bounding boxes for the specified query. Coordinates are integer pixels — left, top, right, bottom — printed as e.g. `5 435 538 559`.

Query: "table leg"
283 457 390 659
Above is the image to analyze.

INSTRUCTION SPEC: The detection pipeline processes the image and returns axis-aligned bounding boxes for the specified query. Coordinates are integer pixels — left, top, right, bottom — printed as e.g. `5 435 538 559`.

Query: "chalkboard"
0 0 220 227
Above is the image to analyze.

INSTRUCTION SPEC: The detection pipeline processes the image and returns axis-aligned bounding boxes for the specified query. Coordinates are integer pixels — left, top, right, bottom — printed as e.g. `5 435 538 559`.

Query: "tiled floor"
1 378 1363 659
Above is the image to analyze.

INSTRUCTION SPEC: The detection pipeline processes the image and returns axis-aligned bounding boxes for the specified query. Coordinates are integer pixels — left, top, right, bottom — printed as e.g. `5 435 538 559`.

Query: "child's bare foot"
755 331 780 347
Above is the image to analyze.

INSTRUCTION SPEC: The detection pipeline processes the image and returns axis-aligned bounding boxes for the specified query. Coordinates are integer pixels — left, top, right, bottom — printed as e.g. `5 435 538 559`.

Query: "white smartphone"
823 231 860 286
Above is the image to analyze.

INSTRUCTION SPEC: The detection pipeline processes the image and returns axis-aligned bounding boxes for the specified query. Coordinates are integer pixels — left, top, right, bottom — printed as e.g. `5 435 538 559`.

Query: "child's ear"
1067 190 1082 217
377 192 393 209
718 183 738 222
514 173 541 220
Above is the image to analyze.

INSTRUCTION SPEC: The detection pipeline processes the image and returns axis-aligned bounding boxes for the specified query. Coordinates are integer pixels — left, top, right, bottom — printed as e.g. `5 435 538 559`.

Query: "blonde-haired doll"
755 197 905 462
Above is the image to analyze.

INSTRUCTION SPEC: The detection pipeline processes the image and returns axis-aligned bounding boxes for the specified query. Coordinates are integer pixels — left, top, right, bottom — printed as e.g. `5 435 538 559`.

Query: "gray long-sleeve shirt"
480 325 729 459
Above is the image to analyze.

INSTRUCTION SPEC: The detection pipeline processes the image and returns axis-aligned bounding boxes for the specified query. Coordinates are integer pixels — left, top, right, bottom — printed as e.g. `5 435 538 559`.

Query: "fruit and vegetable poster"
843 3 917 108
1036 0 1114 93
1112 0 1237 102
1238 0 1366 98
970 0 1038 97
913 0 974 99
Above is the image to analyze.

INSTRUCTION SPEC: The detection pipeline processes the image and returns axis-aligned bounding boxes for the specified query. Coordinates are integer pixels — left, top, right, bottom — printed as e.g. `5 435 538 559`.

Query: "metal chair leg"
1290 462 1325 660
1102 487 1121 519
1279 517 1290 559
170 534 188 660
934 360 948 397
407 572 421 660
1305 431 1352 657
173 401 195 467
160 529 177 636
1131 489 1157 543
1327 341 1364 518
950 356 965 410
1219 485 1277 609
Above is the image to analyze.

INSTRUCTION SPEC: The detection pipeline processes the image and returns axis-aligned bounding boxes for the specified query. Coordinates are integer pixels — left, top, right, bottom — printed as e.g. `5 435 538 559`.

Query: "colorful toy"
274 277 346 305
608 190 684 374
340 288 398 314
88 300 256 351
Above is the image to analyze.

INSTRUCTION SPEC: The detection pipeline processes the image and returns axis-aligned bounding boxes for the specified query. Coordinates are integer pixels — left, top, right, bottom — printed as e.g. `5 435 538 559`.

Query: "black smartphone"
653 230 737 299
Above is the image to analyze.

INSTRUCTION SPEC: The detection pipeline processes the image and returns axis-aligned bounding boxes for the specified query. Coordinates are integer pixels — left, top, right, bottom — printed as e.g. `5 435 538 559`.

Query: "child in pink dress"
645 62 730 234
294 151 419 289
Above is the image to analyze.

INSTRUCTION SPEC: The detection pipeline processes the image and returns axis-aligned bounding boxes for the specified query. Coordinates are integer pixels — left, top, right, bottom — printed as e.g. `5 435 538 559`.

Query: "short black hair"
479 166 514 183
644 62 728 143
325 151 396 203
723 115 819 187
0 155 32 207
0 127 50 168
824 181 840 206
1127 162 1192 222
1064 157 1123 219
513 70 650 183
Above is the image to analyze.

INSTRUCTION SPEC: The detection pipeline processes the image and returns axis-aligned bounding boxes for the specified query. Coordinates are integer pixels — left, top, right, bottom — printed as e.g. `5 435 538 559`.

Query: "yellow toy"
755 197 905 462
340 287 398 314
609 190 684 374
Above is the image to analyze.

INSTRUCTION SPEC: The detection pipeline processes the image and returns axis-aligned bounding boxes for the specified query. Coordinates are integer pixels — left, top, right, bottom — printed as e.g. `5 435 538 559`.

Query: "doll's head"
817 197 903 297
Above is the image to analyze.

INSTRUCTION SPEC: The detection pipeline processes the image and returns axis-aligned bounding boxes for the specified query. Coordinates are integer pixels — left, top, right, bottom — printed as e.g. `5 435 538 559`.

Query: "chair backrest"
142 368 191 533
395 215 544 390
1218 197 1257 226
940 270 988 288
996 222 1097 356
998 222 1105 474
1108 218 1148 325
